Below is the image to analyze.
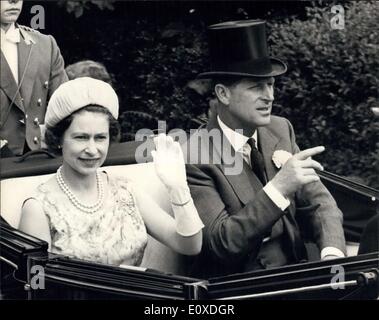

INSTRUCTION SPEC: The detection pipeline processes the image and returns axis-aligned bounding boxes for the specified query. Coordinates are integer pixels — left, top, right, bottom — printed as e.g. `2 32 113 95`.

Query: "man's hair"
211 76 242 91
45 105 120 155
211 76 274 90
211 77 243 106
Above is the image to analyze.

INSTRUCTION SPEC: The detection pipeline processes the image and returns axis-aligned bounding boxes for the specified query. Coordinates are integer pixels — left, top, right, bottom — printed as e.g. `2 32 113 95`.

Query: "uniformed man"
0 0 68 157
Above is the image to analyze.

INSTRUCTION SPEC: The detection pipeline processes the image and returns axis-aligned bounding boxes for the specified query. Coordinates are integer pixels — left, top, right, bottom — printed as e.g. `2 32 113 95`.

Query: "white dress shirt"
1 23 20 84
217 116 290 210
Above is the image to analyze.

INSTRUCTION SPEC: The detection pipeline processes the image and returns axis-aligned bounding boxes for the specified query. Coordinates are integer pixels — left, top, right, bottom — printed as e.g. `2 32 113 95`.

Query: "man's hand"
271 146 325 198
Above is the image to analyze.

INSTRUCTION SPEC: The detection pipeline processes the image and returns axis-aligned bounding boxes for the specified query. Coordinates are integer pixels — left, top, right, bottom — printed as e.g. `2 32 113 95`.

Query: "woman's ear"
214 84 231 106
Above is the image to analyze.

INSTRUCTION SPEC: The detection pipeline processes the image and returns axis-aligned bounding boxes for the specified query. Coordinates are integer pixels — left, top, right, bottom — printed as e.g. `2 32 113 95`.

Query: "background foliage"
267 2 378 188
20 1 378 188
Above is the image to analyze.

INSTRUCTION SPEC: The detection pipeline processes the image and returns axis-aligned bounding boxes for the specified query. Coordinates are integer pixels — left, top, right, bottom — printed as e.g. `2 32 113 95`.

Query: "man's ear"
214 84 231 106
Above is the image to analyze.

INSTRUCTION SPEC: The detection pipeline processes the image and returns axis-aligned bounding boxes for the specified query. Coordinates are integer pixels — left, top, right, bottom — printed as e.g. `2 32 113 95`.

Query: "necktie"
247 137 272 239
247 137 267 185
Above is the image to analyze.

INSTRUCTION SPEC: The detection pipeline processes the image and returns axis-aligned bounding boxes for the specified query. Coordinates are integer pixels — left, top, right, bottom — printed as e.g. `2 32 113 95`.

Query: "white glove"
152 134 204 236
152 133 187 191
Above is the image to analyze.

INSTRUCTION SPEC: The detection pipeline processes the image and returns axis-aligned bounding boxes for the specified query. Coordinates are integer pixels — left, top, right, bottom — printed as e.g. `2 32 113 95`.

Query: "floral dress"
34 174 148 267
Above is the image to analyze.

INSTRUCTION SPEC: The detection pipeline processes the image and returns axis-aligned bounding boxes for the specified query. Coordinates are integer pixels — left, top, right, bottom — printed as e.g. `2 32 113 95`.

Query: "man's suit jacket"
0 25 68 156
358 214 379 254
185 115 346 278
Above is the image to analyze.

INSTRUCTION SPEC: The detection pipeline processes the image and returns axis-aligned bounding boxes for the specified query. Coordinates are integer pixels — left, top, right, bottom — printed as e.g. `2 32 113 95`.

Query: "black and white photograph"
0 0 378 307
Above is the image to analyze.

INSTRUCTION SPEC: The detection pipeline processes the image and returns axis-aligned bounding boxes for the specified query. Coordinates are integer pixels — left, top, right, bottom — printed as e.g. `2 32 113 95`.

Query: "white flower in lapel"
272 150 292 169
0 139 8 149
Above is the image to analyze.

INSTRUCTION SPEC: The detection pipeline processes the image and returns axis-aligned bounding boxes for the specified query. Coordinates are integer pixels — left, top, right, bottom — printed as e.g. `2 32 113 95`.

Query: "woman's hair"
45 105 120 154
65 60 114 85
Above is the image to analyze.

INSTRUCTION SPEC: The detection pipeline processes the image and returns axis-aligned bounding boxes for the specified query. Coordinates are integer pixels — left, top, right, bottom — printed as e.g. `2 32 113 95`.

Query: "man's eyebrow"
259 77 275 83
245 77 275 84
245 80 275 87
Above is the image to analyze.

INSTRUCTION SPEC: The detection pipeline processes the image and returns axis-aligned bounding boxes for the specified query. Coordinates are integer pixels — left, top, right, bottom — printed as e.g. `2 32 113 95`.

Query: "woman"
19 77 204 267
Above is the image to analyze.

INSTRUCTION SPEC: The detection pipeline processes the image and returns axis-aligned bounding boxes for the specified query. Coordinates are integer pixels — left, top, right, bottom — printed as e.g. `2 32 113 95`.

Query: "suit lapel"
203 119 305 260
205 121 263 205
0 51 24 113
18 29 36 108
257 126 281 180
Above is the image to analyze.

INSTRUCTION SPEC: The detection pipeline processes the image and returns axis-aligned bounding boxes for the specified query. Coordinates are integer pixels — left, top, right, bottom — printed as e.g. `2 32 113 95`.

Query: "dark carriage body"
206 253 379 300
1 142 378 300
0 220 205 300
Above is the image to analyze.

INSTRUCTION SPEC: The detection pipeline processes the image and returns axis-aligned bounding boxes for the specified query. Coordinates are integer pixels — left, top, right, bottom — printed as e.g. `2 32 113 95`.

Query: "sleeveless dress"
33 173 148 267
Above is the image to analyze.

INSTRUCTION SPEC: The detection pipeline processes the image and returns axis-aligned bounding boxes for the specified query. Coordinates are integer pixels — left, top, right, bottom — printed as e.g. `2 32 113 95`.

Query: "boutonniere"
0 139 8 149
272 150 292 169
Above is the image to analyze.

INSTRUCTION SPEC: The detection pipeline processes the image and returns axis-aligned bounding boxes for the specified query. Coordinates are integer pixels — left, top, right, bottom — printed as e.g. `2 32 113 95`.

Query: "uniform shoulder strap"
18 25 41 34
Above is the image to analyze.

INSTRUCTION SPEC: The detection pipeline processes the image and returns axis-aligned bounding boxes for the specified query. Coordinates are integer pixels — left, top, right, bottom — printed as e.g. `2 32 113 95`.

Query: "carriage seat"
0 163 187 275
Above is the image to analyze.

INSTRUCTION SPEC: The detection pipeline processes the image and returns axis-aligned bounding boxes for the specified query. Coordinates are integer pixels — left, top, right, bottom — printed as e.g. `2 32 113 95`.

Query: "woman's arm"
133 186 203 255
133 134 203 255
19 199 52 248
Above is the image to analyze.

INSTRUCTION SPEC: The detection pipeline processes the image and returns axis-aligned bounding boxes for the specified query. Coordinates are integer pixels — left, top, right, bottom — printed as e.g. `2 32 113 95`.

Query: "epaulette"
18 25 41 34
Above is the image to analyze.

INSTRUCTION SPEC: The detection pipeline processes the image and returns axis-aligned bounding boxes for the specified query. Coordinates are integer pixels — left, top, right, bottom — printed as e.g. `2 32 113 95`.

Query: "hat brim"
197 58 287 79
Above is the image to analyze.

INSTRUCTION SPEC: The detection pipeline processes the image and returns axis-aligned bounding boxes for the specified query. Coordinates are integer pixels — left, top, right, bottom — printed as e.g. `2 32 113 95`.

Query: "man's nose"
9 0 20 4
261 84 274 103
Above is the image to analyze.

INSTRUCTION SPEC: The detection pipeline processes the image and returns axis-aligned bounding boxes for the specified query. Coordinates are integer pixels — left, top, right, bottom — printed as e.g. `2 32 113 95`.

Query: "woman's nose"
84 140 97 155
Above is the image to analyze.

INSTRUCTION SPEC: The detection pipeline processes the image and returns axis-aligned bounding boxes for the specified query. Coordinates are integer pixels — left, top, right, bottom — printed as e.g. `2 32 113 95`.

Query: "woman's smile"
78 158 101 167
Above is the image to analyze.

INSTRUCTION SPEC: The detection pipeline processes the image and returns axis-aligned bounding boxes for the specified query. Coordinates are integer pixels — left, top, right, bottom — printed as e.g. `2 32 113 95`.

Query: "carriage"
1 141 378 300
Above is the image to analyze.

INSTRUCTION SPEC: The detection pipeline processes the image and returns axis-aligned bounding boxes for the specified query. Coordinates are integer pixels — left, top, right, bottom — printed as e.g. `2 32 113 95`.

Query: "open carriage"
1 141 378 300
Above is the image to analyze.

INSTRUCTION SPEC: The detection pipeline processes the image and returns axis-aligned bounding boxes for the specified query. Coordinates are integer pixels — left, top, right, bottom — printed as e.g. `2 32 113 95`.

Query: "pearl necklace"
56 166 104 213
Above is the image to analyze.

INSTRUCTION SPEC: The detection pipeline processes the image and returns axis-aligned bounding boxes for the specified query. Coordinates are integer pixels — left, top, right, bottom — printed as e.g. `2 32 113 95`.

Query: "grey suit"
0 25 67 156
185 115 346 278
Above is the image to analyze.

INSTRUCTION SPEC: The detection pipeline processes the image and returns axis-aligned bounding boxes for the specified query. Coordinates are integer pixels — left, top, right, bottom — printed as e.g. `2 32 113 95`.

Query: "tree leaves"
58 0 115 17
269 2 379 188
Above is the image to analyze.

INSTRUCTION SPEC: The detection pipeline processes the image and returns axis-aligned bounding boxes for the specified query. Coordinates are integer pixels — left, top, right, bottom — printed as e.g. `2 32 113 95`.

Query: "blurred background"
18 0 378 188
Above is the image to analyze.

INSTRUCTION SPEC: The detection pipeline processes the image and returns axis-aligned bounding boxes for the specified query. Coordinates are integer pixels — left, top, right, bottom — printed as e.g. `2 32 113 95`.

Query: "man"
0 0 68 157
185 20 346 278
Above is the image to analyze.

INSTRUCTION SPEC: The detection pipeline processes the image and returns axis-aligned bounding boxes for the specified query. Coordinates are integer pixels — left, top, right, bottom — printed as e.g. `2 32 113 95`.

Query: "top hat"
198 20 287 79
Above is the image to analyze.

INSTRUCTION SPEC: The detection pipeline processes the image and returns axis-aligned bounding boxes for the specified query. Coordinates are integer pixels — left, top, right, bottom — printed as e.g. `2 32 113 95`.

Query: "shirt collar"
217 115 257 152
0 28 5 43
1 23 20 44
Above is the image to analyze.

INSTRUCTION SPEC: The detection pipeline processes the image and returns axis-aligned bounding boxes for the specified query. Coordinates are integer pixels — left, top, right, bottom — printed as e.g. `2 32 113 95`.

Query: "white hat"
45 77 119 127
